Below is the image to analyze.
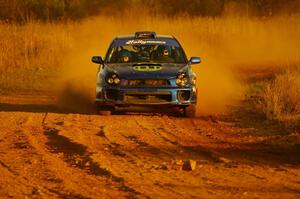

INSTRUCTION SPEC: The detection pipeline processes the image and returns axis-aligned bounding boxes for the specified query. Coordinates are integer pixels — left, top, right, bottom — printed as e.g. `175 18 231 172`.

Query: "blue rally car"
91 32 201 117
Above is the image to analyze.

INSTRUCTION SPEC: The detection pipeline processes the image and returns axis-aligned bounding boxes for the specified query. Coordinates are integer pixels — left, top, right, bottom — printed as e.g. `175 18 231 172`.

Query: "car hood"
105 63 188 79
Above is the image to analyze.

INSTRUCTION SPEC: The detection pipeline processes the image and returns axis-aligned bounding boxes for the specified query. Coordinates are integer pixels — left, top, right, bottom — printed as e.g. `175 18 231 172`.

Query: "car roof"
115 34 174 40
110 32 180 47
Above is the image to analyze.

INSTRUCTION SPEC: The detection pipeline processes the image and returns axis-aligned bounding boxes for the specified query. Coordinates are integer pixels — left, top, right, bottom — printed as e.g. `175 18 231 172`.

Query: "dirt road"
0 94 300 199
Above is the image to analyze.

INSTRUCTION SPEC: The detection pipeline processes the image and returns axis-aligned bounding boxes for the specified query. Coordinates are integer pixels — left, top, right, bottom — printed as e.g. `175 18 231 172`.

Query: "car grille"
125 92 172 103
125 79 170 87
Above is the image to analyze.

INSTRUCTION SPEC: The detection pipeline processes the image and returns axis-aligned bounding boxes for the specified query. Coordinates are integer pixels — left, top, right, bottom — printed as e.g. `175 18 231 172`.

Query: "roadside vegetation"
0 22 72 91
260 66 300 122
1 0 299 22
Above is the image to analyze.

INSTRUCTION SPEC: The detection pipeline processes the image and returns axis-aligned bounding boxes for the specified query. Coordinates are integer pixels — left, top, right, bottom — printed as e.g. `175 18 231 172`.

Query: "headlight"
176 72 189 87
106 73 120 85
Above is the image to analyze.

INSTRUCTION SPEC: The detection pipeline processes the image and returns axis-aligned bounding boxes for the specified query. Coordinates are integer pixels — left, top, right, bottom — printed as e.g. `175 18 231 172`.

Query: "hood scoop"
132 63 162 72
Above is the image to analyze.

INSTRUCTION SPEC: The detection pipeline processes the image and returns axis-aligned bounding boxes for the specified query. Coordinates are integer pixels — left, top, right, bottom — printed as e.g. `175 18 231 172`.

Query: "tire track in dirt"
126 135 161 155
96 125 128 157
92 119 188 198
18 115 101 199
43 126 145 198
96 115 172 158
0 113 128 198
122 116 204 198
132 115 219 162
0 160 18 176
121 116 179 158
70 115 205 198
93 115 222 198
100 114 219 171
1 101 300 198
46 188 90 199
0 114 67 198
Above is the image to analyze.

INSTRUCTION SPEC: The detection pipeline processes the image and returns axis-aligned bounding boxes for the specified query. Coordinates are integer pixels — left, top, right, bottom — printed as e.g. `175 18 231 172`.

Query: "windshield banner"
126 40 167 45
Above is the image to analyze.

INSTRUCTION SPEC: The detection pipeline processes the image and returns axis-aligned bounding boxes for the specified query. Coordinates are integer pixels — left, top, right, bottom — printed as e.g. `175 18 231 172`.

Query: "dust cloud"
54 13 300 115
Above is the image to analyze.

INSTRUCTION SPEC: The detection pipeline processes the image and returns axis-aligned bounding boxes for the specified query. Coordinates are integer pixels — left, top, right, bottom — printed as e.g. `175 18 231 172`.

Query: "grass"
260 66 300 121
0 21 72 92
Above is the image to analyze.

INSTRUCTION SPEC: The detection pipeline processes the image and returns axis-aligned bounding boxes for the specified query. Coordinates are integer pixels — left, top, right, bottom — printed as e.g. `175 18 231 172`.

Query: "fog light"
114 78 120 84
107 78 114 84
178 90 191 101
106 73 121 85
105 89 119 100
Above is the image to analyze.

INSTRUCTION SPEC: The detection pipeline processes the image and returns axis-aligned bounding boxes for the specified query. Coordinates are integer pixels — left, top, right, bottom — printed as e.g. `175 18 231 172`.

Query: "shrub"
261 67 300 120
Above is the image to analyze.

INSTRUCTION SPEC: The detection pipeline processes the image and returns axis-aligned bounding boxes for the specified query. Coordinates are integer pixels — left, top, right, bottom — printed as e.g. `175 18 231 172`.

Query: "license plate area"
125 91 172 103
126 79 170 87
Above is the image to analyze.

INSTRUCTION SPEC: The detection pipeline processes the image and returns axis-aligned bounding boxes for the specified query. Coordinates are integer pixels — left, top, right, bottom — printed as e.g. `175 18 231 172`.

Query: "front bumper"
96 86 197 106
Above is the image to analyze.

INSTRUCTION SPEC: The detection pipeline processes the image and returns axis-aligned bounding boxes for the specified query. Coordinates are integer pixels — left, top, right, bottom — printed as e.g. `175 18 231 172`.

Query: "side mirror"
189 57 201 65
91 56 104 64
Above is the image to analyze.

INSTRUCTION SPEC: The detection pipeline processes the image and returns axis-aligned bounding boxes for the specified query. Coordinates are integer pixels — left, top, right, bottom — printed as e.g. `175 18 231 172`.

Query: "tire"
184 104 196 118
97 105 114 116
98 110 112 116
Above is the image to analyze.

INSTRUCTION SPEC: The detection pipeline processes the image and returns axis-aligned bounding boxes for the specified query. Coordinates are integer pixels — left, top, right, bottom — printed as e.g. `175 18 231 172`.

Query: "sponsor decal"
126 40 166 45
133 65 162 72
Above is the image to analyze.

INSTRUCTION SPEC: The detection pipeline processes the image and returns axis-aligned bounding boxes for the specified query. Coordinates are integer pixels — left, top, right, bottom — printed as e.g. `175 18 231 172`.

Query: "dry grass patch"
0 22 72 91
259 66 300 121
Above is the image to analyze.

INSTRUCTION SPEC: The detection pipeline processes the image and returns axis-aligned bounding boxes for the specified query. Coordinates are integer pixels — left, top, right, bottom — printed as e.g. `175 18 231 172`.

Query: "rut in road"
43 126 144 198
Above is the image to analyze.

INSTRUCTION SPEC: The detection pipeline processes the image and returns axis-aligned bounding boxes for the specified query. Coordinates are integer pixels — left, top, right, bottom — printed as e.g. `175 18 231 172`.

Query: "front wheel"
183 105 196 118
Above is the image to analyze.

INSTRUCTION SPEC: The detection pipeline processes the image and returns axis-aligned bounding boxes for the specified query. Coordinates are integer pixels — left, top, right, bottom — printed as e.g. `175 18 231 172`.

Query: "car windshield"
106 44 187 64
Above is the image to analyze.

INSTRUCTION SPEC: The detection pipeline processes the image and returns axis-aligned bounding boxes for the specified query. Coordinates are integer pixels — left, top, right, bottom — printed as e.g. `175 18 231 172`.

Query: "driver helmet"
157 45 171 57
118 50 132 62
